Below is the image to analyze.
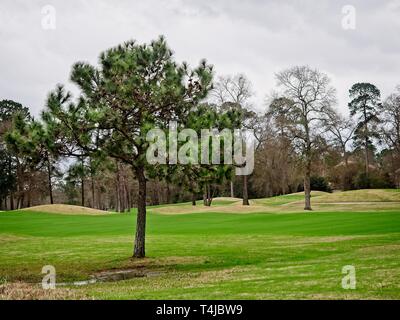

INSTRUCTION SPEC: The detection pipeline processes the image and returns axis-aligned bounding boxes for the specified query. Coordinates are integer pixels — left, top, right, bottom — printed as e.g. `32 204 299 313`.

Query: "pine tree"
348 83 382 181
0 100 30 209
43 37 213 258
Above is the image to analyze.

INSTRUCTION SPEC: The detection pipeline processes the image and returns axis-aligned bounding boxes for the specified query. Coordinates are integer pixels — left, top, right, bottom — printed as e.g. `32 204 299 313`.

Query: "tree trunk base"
133 166 147 258
133 250 145 259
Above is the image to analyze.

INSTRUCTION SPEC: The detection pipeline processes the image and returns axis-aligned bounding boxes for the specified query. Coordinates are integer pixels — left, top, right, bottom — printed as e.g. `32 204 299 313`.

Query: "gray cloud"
0 0 399 117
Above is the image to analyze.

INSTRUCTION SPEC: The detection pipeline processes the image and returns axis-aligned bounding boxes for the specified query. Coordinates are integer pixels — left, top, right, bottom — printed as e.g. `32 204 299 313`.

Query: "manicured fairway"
1 208 400 299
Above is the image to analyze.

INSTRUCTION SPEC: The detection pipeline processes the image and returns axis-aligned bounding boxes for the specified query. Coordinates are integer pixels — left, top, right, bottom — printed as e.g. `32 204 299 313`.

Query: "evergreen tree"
5 115 60 205
0 100 30 209
43 37 213 258
348 83 382 180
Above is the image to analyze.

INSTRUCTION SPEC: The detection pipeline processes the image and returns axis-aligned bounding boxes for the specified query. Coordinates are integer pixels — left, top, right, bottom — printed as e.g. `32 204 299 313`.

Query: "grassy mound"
151 189 400 215
21 204 110 215
10 190 400 216
314 189 400 203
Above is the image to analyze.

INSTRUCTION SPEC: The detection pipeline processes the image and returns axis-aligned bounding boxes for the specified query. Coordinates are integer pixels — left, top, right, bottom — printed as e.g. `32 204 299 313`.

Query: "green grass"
1 191 400 299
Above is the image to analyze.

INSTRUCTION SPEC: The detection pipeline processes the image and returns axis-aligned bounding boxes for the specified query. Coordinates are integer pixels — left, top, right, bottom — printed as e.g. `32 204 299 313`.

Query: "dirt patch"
0 282 87 300
60 256 205 287
94 268 163 282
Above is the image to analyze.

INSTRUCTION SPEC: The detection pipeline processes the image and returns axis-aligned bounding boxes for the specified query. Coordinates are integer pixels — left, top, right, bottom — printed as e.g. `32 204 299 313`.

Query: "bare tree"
275 66 336 210
212 74 253 107
381 86 400 156
380 86 400 185
322 108 356 166
321 108 356 189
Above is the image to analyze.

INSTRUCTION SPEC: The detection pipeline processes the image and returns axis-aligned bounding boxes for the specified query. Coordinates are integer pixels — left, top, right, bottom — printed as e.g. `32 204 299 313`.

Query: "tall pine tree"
43 37 213 258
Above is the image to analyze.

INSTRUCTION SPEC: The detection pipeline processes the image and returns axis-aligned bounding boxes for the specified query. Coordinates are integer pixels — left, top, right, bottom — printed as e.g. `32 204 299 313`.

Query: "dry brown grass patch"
0 282 86 300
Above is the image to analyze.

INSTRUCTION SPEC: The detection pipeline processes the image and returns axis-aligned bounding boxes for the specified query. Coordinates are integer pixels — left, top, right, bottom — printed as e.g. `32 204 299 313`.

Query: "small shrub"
310 176 332 193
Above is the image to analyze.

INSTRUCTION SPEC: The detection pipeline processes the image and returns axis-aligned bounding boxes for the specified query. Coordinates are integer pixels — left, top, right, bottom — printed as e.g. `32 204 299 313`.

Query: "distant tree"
381 86 400 157
322 108 356 166
0 100 29 125
65 159 87 207
254 103 301 197
213 74 253 108
310 175 332 193
348 83 382 180
212 74 254 205
194 105 241 206
378 86 400 186
0 146 15 209
321 108 356 189
163 104 241 207
0 100 30 209
274 66 336 210
5 115 61 205
43 37 213 258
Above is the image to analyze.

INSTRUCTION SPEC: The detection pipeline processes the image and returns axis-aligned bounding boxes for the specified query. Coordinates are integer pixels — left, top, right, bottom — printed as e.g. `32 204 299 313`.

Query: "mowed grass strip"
1 204 400 299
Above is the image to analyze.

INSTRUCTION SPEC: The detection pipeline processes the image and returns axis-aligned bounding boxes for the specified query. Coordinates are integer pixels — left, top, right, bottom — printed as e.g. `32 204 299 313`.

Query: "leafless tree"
381 86 400 156
274 66 336 210
212 74 253 108
322 108 356 166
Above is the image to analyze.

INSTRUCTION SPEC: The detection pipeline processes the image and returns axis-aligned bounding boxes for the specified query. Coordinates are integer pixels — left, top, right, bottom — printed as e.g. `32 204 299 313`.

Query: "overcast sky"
1 0 399 117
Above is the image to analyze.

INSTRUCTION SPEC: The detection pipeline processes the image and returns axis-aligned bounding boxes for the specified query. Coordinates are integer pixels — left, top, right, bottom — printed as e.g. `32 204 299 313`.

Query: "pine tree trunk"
16 161 23 209
203 184 212 206
207 184 210 206
242 175 249 205
8 155 14 210
166 184 171 204
115 180 120 212
191 193 196 206
81 177 85 207
47 160 54 205
10 194 14 210
18 195 24 209
91 175 95 209
365 136 369 178
133 165 146 258
27 174 31 208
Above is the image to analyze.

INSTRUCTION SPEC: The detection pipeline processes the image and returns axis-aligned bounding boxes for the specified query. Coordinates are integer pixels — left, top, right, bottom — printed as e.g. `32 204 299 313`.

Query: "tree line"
1 37 399 257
